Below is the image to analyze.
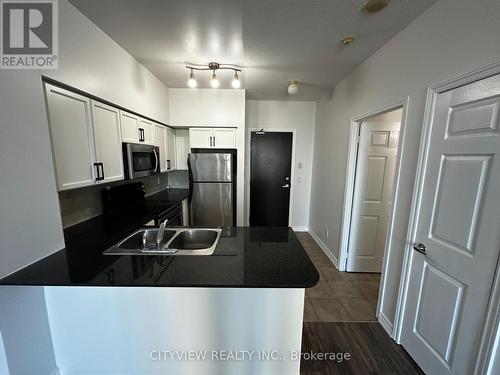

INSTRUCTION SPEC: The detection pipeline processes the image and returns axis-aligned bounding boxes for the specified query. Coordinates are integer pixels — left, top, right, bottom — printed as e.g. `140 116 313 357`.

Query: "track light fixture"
185 62 242 89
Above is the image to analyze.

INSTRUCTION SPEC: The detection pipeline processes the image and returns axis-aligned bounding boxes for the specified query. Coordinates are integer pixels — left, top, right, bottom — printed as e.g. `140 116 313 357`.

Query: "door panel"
189 128 212 148
401 74 500 375
45 84 96 190
91 101 124 183
189 154 232 182
165 127 176 170
250 132 293 226
213 128 236 148
120 111 140 143
347 122 400 272
413 262 465 365
190 183 233 227
139 118 154 145
430 155 491 254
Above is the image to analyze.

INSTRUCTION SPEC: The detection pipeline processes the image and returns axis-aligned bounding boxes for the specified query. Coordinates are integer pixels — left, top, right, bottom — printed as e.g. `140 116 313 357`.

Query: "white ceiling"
69 0 437 100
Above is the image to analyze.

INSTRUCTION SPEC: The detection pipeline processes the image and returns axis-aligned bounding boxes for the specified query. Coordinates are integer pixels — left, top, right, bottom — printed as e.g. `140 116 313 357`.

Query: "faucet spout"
156 219 169 251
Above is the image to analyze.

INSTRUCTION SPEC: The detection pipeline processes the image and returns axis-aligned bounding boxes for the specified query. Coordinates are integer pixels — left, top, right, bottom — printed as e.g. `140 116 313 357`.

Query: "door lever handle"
412 243 427 255
282 184 290 188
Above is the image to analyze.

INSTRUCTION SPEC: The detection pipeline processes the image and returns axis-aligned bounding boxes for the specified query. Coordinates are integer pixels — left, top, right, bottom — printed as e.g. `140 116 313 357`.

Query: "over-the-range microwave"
123 142 160 179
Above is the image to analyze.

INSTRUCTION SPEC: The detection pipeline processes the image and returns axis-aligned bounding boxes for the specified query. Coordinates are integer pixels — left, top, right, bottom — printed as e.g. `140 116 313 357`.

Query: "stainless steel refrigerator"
188 152 236 227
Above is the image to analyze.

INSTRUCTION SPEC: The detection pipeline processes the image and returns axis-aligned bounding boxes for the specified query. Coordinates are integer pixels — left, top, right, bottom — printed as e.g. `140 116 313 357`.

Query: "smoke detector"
363 0 390 13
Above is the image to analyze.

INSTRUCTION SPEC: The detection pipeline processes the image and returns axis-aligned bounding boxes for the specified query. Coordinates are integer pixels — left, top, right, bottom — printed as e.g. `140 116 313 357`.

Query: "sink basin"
103 227 221 256
168 229 219 250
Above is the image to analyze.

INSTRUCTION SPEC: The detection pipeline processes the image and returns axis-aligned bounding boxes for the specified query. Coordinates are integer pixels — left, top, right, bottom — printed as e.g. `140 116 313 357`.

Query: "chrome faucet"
156 219 169 251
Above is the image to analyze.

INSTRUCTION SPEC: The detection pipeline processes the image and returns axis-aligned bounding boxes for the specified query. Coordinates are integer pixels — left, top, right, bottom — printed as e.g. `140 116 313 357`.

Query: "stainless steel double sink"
103 227 222 256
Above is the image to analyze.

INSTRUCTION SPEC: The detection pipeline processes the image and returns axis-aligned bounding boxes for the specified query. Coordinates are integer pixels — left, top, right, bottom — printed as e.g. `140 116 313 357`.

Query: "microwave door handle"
153 149 159 172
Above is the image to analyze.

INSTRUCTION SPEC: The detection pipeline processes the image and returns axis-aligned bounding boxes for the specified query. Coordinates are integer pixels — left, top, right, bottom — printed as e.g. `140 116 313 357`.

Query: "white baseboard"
308 230 339 269
378 311 394 338
292 226 309 232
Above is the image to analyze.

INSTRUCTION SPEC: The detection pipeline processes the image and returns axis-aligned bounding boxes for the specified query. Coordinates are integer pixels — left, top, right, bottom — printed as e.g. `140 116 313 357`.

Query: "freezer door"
189 153 232 182
190 183 233 226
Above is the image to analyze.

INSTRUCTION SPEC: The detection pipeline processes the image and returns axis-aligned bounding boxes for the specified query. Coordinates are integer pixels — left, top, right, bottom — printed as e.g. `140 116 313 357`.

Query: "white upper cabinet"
175 129 190 170
154 124 167 172
120 110 140 143
213 128 236 148
139 118 154 145
165 127 176 171
189 127 236 149
120 111 140 143
90 100 124 183
189 128 212 148
120 111 154 145
45 84 97 191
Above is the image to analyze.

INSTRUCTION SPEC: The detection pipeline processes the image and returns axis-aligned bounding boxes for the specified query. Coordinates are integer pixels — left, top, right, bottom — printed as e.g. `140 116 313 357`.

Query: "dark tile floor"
295 232 381 322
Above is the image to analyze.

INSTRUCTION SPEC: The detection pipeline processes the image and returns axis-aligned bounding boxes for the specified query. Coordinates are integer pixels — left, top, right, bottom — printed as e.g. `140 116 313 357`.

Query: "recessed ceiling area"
69 0 437 100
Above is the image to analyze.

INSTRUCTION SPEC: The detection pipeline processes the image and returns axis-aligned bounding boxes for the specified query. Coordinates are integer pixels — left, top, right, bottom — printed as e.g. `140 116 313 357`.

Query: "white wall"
0 287 58 375
169 88 246 225
45 287 304 375
0 0 170 278
245 101 316 229
309 0 500 331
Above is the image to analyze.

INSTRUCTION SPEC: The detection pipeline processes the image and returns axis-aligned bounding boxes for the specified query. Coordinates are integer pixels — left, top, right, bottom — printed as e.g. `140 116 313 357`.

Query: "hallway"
296 232 381 322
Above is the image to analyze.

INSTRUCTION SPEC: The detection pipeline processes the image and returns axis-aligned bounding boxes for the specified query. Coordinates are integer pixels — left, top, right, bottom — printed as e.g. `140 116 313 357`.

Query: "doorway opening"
249 131 294 226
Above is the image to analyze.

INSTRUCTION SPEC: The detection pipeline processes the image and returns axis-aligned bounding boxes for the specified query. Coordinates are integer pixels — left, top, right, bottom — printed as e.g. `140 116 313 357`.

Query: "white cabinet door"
165 127 176 170
213 128 236 148
154 124 167 172
189 128 212 148
401 74 500 375
120 111 140 143
45 84 97 191
175 129 190 170
91 100 124 183
140 118 154 145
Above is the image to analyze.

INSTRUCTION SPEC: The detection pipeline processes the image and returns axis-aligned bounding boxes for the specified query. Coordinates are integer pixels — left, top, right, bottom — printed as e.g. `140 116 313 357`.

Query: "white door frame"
245 128 297 228
393 60 500 374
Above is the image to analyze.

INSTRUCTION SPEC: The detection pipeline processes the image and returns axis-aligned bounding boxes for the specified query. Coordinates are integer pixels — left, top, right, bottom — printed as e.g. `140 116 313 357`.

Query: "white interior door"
401 74 500 374
347 122 400 272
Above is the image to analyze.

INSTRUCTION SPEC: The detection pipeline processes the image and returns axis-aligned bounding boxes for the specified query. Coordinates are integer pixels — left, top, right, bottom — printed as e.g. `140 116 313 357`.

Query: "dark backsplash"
58 173 169 228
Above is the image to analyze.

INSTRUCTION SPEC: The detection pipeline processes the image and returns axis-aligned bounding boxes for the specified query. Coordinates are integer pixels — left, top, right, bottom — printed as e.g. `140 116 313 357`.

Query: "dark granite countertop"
145 188 190 204
0 209 319 288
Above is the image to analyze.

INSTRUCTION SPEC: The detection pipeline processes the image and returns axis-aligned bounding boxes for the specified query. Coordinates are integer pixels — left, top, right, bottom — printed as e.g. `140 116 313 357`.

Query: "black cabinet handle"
94 162 101 181
99 163 105 180
138 128 144 142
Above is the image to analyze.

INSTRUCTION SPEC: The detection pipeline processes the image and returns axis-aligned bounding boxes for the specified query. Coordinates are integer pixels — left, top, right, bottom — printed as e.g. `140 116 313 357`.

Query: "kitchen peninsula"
0 207 319 374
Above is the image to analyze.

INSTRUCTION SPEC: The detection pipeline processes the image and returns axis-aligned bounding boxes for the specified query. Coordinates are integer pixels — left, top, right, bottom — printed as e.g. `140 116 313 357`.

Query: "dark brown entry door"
250 131 292 226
